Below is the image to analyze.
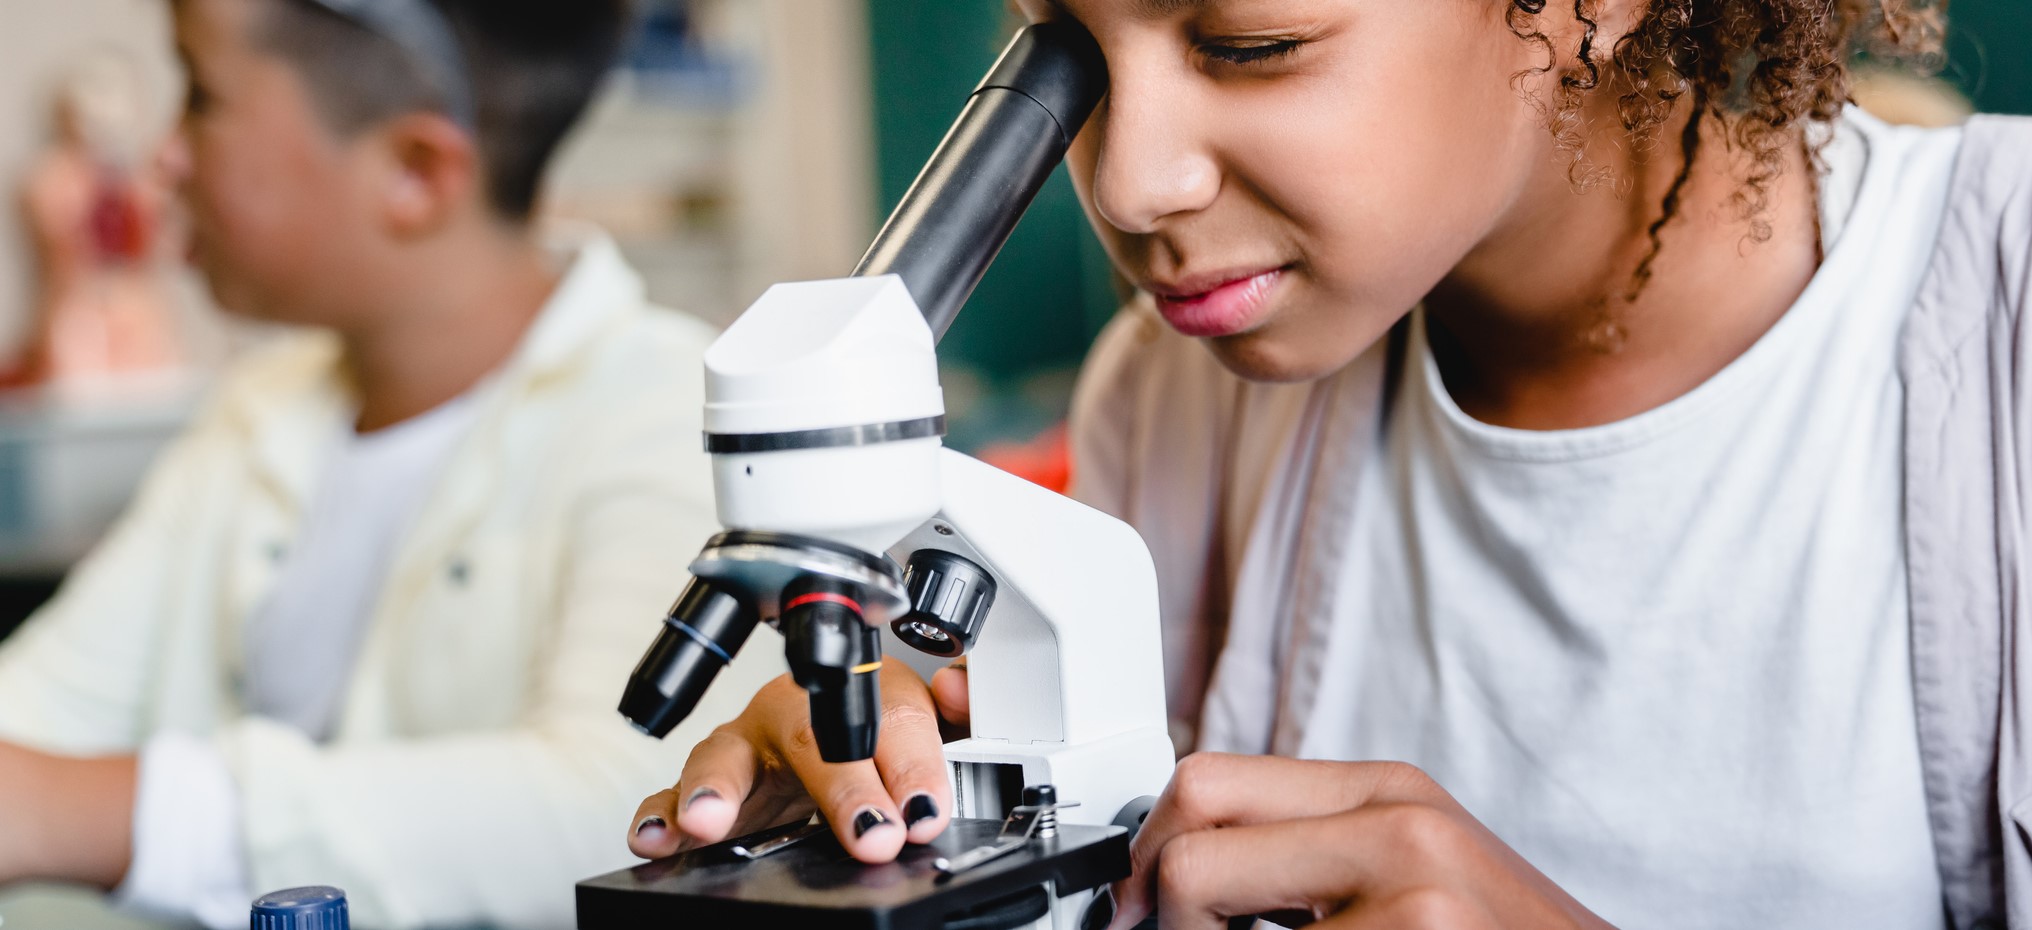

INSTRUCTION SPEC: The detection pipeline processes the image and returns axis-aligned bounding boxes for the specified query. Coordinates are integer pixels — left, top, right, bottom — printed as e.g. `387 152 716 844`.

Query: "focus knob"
891 549 996 658
251 886 349 930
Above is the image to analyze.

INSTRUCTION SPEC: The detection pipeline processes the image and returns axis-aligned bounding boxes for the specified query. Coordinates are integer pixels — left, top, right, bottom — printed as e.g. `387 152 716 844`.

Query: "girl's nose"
1088 79 1220 234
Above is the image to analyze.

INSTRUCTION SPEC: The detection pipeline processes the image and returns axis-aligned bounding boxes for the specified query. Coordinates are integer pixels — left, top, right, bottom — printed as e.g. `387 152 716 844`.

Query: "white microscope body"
711 268 1178 808
704 273 1174 928
595 21 1159 930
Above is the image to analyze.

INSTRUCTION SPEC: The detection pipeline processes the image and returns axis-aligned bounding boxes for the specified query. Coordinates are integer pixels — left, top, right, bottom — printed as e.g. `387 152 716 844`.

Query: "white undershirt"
1300 109 1962 929
118 391 482 928
243 391 483 740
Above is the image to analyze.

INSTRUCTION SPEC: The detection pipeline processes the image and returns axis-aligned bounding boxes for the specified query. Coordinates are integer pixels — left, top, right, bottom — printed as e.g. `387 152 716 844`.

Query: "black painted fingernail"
635 815 667 837
683 787 720 811
853 808 890 839
904 794 939 827
1081 887 1114 930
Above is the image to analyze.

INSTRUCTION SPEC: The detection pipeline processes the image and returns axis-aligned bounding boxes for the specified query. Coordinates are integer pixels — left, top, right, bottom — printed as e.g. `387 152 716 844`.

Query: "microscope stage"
576 816 1128 930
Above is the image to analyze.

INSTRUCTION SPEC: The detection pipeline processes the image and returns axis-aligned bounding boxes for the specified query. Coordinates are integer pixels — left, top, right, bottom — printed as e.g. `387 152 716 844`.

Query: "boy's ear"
375 112 483 237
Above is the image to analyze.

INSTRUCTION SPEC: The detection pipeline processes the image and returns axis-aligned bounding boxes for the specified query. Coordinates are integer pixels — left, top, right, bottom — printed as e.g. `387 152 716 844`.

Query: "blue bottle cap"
250 886 348 930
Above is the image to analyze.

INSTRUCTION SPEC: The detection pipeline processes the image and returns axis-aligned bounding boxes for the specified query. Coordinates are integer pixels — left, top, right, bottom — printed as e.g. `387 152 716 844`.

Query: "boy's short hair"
258 0 632 221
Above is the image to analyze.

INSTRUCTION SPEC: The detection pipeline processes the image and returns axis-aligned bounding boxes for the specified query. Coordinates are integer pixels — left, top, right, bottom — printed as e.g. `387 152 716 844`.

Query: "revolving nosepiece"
620 577 761 738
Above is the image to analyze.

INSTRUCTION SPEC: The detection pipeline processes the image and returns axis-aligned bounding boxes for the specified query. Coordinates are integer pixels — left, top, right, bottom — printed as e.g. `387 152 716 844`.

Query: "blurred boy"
0 0 780 927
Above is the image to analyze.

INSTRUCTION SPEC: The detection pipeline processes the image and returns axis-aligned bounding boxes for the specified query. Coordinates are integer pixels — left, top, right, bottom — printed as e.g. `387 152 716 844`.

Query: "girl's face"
1024 0 1573 382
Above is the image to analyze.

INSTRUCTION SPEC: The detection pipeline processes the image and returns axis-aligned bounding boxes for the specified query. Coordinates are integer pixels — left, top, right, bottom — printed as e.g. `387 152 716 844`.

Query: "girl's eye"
184 84 212 116
1199 39 1303 66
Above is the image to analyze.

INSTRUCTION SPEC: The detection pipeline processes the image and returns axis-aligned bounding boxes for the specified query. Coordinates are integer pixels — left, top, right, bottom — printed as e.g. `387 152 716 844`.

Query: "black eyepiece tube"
852 21 1107 340
619 578 761 738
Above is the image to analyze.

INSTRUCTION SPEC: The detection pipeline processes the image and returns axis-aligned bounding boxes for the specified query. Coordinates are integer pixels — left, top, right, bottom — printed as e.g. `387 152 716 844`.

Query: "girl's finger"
868 669 954 844
1143 807 1430 930
1110 755 1443 929
762 664 936 864
628 787 685 859
930 661 971 726
669 721 768 847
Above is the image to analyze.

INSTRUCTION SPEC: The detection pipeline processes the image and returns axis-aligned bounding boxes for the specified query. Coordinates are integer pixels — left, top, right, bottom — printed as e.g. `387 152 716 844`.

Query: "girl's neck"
1423 98 1823 431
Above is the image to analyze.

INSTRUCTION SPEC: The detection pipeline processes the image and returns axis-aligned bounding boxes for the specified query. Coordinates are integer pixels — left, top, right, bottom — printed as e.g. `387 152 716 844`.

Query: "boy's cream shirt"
0 232 784 929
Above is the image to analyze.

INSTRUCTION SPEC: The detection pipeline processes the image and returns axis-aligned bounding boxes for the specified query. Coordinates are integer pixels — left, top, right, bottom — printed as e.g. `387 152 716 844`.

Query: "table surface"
0 884 195 930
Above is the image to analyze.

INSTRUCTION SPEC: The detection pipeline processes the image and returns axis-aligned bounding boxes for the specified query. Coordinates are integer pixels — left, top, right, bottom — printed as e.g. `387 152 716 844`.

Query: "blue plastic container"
250 885 348 930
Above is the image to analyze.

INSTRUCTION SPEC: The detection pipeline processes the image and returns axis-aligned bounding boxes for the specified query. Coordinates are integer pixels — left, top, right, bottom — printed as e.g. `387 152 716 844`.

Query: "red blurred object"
88 169 153 263
976 423 1072 494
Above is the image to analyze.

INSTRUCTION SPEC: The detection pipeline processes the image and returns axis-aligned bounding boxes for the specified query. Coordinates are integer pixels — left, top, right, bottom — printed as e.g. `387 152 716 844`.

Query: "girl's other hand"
1100 753 1615 930
627 659 969 865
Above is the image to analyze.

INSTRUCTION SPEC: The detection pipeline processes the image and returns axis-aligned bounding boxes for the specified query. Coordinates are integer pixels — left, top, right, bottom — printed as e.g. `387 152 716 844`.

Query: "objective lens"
781 577 883 763
619 578 760 738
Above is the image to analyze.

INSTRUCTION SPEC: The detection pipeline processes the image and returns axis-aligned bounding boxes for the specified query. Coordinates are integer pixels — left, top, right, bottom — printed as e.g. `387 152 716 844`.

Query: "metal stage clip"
933 786 1079 877
730 815 826 860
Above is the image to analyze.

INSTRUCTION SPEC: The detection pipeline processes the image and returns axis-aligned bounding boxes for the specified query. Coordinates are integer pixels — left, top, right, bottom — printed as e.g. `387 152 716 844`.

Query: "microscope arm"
886 450 1175 831
892 451 1165 747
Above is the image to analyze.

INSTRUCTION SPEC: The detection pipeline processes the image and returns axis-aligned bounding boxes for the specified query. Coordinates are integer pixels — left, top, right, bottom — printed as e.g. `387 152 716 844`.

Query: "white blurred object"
54 49 150 169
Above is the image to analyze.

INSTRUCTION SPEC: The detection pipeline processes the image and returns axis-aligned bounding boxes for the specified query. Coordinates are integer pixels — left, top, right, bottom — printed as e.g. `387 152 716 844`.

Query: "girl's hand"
627 659 971 865
1100 753 1614 930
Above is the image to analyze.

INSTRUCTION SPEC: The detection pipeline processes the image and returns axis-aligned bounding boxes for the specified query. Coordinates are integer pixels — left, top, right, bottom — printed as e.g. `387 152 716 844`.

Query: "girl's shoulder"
1068 300 1236 513
1900 113 2032 417
1945 115 2032 232
1958 114 2032 172
1915 113 2032 339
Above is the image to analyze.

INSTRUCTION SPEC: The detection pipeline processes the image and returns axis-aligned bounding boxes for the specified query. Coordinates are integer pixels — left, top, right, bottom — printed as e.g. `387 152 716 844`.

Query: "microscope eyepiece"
619 577 761 738
852 21 1108 338
780 576 884 763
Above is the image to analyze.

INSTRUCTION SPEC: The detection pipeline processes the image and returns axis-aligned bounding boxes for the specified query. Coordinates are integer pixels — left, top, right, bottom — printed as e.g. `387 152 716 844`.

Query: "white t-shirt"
1298 109 1962 928
119 391 482 928
242 391 484 740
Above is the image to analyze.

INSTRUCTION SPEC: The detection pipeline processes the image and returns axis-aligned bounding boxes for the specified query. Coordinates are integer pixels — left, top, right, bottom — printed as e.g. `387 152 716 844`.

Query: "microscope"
577 21 1175 930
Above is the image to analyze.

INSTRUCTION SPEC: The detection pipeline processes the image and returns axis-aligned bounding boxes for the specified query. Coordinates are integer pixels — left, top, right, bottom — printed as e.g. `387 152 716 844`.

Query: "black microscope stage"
576 817 1128 930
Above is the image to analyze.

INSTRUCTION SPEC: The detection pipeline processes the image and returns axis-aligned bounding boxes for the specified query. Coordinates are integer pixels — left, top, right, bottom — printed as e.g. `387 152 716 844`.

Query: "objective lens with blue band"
668 615 734 664
618 578 761 738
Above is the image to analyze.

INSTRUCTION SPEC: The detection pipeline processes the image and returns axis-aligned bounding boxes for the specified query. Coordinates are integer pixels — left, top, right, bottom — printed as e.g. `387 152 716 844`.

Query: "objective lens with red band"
784 592 864 615
781 577 885 762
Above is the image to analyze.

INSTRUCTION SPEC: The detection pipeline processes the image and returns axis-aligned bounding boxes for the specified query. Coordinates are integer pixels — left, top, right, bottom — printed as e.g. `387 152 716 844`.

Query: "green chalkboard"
1948 0 2032 115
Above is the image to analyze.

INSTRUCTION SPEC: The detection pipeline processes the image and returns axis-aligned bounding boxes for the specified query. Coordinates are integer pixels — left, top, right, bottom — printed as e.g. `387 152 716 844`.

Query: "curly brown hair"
1505 0 1947 322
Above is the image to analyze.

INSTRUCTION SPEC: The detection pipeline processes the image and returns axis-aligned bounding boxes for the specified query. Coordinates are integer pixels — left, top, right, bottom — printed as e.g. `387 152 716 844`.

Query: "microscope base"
575 817 1127 930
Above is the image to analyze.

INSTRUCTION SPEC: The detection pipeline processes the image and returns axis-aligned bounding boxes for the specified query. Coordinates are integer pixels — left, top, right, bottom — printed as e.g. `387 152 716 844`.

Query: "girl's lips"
1150 268 1287 338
